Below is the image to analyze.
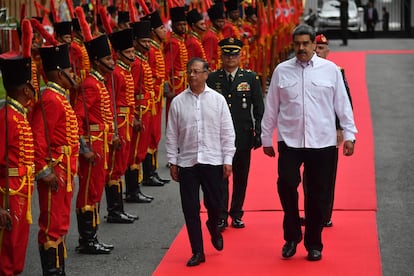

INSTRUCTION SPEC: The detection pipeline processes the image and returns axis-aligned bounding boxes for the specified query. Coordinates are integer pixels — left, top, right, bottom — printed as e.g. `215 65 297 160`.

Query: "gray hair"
292 24 316 42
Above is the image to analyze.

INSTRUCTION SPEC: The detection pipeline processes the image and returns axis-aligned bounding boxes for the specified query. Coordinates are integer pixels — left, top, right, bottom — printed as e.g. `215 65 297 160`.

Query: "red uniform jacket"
30 82 80 246
0 98 34 276
164 33 188 95
202 27 223 71
185 32 207 61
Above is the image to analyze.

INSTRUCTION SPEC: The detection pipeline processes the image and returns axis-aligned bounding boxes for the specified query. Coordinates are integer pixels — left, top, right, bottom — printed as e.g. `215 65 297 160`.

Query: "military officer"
206 38 264 231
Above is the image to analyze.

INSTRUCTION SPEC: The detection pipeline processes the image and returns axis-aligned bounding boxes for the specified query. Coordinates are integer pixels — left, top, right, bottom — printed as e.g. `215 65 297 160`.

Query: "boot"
57 242 66 276
94 208 115 250
118 180 139 220
105 184 134 223
151 151 171 184
142 153 164 186
39 245 64 275
125 168 153 203
125 167 138 197
75 210 111 254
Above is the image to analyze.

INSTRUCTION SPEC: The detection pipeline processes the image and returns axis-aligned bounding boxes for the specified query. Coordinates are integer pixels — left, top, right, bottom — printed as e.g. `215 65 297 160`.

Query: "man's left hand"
253 134 262 150
223 164 232 178
343 140 355 156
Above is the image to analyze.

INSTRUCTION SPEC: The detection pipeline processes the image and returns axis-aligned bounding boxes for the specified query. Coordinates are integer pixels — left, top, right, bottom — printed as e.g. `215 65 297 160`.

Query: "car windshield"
321 0 357 16
323 1 340 12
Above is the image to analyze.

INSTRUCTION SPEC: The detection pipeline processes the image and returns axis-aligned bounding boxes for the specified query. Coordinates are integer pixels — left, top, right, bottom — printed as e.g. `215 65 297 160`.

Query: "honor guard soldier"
164 6 188 123
185 8 207 60
203 2 225 71
142 10 171 187
222 0 242 40
31 42 79 275
104 27 140 223
241 6 259 71
54 21 73 45
117 11 130 31
73 7 118 254
125 20 158 203
207 38 264 231
0 19 36 276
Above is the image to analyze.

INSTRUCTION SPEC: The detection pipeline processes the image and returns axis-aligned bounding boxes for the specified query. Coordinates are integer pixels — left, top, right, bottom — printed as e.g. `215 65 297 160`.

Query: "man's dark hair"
292 24 316 42
187 57 209 72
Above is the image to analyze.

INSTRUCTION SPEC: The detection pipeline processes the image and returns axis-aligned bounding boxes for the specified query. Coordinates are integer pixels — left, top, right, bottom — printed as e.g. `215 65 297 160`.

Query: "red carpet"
154 52 381 275
154 211 381 276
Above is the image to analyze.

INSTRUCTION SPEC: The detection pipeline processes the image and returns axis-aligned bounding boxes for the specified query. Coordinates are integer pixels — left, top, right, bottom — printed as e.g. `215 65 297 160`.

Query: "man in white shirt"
261 24 357 261
165 57 236 267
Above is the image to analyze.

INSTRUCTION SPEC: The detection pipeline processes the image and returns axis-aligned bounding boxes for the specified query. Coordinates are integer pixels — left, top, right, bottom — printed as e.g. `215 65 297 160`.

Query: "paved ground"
18 38 414 275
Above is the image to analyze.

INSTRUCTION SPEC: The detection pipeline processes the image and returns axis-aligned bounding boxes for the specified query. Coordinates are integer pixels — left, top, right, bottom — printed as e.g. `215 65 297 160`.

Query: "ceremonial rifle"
4 97 11 231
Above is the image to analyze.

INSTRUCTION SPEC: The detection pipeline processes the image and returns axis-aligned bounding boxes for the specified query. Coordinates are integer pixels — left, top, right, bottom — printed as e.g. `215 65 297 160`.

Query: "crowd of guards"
0 0 303 275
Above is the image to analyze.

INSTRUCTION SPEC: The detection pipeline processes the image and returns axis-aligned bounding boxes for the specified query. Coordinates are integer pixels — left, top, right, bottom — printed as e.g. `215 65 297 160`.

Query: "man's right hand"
82 151 96 163
263 146 276 157
0 207 12 229
42 172 59 191
169 164 179 182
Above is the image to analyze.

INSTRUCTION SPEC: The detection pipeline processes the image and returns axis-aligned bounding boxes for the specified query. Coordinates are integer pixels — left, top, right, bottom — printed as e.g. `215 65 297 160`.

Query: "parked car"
316 0 364 32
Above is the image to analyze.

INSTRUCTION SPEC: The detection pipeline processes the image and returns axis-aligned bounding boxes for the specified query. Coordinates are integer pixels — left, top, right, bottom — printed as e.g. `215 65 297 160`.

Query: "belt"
2 164 34 224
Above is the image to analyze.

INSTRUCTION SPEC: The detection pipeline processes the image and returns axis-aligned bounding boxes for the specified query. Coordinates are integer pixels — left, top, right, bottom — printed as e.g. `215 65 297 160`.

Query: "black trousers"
221 149 251 220
179 164 223 254
277 142 336 251
303 147 339 222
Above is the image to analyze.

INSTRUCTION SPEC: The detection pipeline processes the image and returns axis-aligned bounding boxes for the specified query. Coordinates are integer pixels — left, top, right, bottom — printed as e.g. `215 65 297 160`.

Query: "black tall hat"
72 18 81 31
117 11 130 25
0 54 32 90
142 11 163 30
208 3 225 20
131 20 151 40
170 7 186 23
39 43 71 72
109 28 134 51
224 0 240 12
107 5 118 15
85 34 112 60
244 6 257 17
54 21 72 36
186 9 203 26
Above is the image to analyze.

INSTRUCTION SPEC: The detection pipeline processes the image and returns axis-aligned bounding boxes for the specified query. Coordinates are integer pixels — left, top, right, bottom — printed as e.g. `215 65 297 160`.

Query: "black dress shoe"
76 241 111 255
142 176 164 186
123 211 139 220
211 233 223 251
106 212 134 224
307 249 322 261
186 252 205 267
323 220 333 227
217 219 228 232
231 218 245 228
206 220 224 251
138 191 154 200
282 241 298 258
125 193 152 203
154 172 171 184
